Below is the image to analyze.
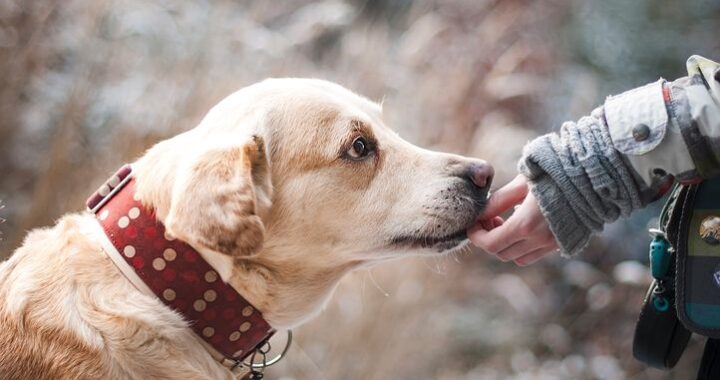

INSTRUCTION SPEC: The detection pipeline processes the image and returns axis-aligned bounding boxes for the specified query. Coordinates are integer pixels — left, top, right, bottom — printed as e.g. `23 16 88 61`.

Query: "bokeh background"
1 1 719 379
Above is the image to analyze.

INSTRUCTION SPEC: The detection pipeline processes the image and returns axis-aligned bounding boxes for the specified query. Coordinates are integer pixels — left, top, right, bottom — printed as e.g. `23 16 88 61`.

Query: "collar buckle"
86 164 134 214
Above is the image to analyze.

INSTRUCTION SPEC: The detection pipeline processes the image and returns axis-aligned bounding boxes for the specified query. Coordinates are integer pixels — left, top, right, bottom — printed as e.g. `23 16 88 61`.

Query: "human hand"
468 175 559 266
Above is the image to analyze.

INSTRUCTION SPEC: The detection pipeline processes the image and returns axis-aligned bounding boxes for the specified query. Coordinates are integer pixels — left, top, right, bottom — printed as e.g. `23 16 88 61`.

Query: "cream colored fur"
0 79 490 379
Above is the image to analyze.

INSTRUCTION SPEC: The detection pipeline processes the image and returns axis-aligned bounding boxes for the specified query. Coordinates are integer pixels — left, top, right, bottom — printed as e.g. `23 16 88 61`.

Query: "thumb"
480 174 529 219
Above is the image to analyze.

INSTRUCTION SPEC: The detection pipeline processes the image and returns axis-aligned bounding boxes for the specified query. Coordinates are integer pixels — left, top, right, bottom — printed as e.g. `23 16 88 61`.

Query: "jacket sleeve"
519 55 720 256
606 55 720 186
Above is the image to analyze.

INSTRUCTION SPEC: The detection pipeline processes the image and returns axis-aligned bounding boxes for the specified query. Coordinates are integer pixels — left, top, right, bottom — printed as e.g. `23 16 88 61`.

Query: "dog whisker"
367 268 389 298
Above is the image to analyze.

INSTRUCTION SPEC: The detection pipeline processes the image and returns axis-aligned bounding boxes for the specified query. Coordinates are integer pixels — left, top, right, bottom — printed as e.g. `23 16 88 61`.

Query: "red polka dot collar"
87 165 275 370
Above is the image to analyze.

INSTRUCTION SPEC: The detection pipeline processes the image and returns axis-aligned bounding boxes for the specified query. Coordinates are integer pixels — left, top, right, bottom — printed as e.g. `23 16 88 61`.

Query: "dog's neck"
228 245 364 329
132 153 367 330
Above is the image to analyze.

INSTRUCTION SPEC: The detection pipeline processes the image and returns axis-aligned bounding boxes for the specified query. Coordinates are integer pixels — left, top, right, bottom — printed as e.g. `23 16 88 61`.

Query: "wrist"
523 174 592 256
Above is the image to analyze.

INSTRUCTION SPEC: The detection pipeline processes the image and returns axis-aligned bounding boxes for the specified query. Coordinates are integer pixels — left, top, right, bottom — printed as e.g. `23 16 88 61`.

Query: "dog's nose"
466 161 494 189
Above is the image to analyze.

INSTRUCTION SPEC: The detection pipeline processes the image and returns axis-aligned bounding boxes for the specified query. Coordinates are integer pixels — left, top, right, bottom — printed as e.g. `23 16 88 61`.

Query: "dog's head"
134 79 492 326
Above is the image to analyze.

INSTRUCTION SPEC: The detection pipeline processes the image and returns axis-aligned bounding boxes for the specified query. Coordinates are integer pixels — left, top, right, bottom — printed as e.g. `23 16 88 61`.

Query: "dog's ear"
164 135 272 260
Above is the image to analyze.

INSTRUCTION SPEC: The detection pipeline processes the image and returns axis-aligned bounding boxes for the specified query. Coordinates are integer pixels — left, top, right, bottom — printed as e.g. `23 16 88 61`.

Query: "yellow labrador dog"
0 79 492 379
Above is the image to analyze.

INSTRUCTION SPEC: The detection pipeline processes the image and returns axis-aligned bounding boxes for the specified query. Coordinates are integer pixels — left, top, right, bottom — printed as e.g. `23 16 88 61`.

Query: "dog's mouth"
389 183 488 253
390 228 469 252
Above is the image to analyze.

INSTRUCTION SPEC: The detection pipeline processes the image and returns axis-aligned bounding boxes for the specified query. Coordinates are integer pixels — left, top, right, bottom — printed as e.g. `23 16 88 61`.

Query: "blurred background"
1 0 719 379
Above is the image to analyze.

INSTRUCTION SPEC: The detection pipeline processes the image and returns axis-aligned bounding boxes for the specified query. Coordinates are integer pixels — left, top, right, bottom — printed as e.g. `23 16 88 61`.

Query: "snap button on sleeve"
632 124 651 141
605 79 668 155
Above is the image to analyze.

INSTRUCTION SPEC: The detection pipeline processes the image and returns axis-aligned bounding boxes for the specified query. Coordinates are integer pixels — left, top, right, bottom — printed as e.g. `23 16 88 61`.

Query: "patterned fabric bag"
634 177 720 378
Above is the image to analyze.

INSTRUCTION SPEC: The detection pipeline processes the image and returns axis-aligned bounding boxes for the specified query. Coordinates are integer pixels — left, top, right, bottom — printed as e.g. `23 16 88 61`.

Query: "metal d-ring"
243 330 293 369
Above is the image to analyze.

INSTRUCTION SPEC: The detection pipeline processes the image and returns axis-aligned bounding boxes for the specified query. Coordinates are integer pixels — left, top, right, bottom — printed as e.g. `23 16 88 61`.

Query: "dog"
0 79 493 379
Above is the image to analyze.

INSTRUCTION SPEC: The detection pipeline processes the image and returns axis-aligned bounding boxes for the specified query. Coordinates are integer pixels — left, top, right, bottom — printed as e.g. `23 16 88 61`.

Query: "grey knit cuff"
526 174 593 257
518 109 645 256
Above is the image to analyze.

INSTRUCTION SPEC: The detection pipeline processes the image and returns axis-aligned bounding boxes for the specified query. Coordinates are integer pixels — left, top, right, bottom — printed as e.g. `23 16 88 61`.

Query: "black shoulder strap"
633 278 692 369
698 338 720 379
632 184 692 369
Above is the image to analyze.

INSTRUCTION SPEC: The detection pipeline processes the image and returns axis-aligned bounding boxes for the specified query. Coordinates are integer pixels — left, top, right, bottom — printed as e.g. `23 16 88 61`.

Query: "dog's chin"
436 235 470 254
390 229 469 253
389 195 487 254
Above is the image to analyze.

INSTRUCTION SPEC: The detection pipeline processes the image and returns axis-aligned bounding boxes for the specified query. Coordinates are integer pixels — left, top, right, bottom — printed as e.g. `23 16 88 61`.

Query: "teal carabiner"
648 229 671 280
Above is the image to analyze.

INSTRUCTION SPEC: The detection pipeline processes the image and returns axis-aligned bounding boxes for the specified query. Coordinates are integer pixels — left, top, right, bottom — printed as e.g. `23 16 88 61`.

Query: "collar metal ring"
243 330 293 369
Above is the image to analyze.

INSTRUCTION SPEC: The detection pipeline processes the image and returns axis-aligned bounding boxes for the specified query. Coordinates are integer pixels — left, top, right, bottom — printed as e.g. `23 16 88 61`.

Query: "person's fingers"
513 247 556 266
480 175 529 219
496 239 553 262
479 219 493 230
491 216 504 228
468 219 523 254
475 216 504 231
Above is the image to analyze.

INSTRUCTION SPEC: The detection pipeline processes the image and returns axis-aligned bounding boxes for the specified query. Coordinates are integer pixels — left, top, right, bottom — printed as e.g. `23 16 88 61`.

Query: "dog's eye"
348 137 370 159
